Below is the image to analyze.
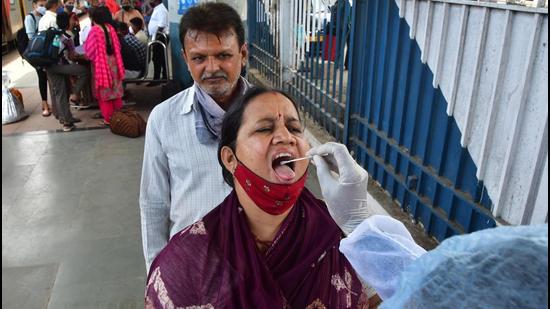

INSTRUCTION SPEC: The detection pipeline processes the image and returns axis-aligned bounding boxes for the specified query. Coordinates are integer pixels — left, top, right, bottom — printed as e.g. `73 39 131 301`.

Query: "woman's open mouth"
271 152 296 182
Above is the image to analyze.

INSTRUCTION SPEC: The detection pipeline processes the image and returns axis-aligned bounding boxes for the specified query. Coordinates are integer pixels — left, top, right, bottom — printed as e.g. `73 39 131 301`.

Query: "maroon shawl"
145 188 369 308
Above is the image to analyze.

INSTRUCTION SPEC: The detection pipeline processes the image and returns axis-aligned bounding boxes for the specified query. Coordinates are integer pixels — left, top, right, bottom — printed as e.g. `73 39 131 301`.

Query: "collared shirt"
38 10 57 31
139 85 233 272
79 23 91 45
193 77 252 143
24 12 41 39
147 3 168 40
123 33 146 67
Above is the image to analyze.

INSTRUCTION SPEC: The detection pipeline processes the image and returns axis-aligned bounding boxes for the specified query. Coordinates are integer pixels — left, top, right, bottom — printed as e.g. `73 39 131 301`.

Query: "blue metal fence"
247 0 498 242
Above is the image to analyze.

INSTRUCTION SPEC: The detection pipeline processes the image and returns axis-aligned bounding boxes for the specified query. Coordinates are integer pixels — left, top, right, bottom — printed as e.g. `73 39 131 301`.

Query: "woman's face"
233 92 310 184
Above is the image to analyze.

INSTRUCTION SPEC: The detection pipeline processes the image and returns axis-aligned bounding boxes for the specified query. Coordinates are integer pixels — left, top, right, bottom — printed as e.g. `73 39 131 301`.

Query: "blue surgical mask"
83 0 89 8
36 6 47 15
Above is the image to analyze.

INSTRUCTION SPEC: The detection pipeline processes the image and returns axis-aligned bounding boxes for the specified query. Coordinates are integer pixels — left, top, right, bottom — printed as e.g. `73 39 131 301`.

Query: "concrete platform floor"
2 130 146 308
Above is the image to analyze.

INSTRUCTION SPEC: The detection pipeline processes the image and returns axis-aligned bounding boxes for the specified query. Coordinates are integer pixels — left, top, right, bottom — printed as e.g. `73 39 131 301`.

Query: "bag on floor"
110 109 146 138
2 73 28 125
23 27 65 68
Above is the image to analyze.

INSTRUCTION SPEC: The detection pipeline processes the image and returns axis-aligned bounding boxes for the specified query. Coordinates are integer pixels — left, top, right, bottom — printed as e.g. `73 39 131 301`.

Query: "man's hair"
179 2 244 51
218 87 302 187
45 0 60 10
56 12 70 30
129 17 143 29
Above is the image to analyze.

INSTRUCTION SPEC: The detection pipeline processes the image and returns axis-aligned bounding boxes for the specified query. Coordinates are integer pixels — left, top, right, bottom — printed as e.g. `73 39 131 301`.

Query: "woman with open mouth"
144 87 373 308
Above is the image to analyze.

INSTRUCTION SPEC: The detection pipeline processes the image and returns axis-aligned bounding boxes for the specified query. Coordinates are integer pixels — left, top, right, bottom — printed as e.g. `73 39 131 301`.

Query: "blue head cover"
381 224 548 309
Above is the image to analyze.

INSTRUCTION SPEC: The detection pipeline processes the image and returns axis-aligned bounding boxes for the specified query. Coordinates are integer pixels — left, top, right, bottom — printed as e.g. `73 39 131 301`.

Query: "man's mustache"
201 72 228 81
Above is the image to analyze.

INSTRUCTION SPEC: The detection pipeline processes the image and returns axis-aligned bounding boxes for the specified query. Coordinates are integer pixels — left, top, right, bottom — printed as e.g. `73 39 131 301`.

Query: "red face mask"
233 161 307 215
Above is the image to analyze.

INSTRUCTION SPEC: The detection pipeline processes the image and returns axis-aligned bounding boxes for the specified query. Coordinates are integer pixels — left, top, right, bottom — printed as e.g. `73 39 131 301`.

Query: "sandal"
41 104 51 117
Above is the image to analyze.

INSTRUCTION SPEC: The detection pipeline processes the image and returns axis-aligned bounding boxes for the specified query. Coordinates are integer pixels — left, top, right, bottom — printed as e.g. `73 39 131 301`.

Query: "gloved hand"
307 142 370 235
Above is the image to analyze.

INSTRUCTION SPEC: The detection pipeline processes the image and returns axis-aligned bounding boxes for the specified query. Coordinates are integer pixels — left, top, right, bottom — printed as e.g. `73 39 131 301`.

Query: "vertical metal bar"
521 118 548 224
421 0 433 64
433 2 449 88
410 0 418 39
494 13 542 217
448 4 468 116
476 10 512 180
460 7 489 147
343 0 359 146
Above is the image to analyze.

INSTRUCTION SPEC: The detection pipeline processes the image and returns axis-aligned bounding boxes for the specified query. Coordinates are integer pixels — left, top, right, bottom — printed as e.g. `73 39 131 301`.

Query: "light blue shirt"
139 85 233 272
24 12 41 39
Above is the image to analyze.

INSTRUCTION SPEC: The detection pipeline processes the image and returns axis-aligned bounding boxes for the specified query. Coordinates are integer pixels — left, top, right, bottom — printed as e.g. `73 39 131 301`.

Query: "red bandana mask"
234 161 307 215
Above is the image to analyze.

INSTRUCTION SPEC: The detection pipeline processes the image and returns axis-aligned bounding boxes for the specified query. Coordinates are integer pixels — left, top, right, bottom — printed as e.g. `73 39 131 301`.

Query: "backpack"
16 14 36 57
23 27 65 68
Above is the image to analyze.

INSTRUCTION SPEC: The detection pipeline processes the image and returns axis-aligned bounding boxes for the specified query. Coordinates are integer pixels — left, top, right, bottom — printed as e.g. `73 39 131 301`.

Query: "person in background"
115 21 145 78
84 6 125 125
114 0 144 27
45 12 90 131
25 0 51 117
78 0 102 45
129 16 147 45
145 0 167 87
63 0 80 46
104 0 119 16
38 0 60 31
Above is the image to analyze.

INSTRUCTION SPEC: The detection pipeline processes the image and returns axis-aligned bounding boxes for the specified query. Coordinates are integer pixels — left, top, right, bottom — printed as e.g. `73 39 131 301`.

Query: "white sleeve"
139 109 171 273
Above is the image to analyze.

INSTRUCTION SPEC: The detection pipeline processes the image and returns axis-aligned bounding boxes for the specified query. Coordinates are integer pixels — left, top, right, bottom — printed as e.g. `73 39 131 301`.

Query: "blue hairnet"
381 224 548 309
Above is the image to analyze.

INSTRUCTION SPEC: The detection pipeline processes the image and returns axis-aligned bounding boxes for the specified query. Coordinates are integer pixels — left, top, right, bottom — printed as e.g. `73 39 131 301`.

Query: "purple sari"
145 188 369 308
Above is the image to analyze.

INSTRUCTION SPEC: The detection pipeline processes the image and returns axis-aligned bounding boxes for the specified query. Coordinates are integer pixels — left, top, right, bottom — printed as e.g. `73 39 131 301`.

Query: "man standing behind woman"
84 6 125 125
25 0 51 117
145 0 167 86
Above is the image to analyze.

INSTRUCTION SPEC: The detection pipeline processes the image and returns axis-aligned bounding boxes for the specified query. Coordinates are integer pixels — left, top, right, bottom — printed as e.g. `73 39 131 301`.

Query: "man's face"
182 29 247 104
121 0 131 6
35 0 46 10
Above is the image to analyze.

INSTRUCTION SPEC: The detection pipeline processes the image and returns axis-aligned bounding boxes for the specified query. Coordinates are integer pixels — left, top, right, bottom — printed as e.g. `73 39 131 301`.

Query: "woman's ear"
220 146 237 174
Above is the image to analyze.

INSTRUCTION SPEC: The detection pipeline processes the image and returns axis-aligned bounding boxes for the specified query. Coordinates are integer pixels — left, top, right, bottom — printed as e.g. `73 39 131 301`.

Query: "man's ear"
220 146 237 174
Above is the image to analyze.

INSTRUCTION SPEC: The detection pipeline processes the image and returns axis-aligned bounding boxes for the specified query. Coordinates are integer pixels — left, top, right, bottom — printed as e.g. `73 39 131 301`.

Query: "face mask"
36 6 47 15
233 161 307 215
83 1 89 8
65 5 74 11
121 5 131 10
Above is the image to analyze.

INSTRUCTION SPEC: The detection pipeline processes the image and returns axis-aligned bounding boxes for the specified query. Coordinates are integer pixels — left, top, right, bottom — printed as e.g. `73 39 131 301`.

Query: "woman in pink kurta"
84 6 125 125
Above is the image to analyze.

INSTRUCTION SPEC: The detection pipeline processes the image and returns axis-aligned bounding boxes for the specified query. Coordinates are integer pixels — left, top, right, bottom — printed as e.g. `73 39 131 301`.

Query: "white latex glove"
307 142 370 235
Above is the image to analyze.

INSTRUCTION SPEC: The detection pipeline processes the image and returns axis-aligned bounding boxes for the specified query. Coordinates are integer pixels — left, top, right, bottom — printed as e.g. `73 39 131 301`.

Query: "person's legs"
46 65 74 128
98 99 114 124
152 44 162 80
36 68 51 116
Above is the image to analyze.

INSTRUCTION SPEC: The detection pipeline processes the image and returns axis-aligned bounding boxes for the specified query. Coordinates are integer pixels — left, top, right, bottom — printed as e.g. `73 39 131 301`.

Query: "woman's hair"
179 2 245 52
90 6 114 55
56 12 70 30
217 87 302 187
